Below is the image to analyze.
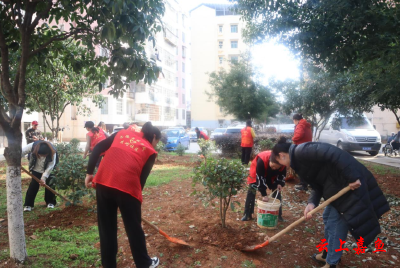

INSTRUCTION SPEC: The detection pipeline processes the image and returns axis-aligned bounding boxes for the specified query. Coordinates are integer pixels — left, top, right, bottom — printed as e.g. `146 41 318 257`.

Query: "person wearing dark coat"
272 137 390 268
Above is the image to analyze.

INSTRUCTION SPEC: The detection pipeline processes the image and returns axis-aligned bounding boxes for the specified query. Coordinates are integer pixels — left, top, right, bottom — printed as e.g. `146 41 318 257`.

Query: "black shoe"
295 185 308 191
278 215 285 222
241 214 252 221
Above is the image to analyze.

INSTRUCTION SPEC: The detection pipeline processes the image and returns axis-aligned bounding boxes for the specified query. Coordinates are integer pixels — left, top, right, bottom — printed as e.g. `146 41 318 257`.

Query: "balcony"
135 92 154 104
164 24 177 46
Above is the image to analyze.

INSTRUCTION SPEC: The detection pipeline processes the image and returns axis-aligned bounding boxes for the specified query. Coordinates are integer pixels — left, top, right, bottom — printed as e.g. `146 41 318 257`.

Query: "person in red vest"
292 114 313 191
195 127 209 140
241 150 286 221
83 121 107 158
85 122 161 268
241 120 256 165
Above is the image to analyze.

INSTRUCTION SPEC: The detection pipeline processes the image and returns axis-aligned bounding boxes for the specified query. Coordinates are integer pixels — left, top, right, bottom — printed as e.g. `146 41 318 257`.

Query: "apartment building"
190 3 246 128
134 0 191 127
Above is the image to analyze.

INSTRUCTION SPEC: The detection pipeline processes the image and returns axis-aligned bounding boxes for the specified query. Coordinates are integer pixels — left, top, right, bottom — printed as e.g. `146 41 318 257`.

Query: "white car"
188 127 205 141
210 128 227 139
224 125 246 136
318 114 382 156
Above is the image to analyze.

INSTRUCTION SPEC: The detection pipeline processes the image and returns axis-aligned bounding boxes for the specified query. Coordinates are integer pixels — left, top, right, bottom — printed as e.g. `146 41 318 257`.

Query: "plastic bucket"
257 190 281 229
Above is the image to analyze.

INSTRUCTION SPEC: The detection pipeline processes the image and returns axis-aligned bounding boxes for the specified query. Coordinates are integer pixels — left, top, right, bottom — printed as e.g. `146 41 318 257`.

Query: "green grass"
358 160 400 176
25 226 100 268
241 260 256 268
146 166 193 187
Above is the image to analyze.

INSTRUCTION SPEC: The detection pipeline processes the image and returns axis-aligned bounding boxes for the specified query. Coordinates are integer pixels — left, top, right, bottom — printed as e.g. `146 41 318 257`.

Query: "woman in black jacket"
272 137 390 268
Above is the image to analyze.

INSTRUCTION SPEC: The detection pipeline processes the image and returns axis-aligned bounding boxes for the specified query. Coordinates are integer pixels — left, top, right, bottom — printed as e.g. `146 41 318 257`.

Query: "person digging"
272 136 390 268
241 150 286 222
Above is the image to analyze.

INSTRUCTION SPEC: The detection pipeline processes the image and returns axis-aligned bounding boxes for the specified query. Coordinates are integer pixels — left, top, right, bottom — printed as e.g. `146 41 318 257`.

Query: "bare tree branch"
29 0 53 32
0 20 15 104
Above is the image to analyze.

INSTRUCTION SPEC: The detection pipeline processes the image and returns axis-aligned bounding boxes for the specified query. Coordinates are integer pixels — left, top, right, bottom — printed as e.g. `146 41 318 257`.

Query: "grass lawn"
0 162 194 267
358 160 400 176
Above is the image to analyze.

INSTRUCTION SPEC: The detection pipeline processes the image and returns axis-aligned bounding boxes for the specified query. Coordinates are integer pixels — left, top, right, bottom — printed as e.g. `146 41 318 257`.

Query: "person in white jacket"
22 141 58 212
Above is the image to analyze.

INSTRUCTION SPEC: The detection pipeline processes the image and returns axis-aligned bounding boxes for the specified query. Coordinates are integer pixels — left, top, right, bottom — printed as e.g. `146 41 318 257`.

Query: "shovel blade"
241 240 269 252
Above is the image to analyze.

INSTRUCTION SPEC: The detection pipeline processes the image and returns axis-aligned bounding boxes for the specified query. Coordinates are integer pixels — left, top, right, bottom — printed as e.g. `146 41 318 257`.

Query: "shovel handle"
269 185 351 243
21 166 72 203
141 217 159 232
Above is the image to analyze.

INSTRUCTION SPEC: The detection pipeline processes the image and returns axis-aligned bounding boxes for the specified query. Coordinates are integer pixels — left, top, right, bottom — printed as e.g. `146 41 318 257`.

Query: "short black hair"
246 120 252 127
293 113 303 120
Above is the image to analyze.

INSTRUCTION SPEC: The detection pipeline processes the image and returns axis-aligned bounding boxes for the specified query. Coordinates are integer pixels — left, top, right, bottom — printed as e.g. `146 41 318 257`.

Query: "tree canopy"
0 0 165 262
208 54 278 121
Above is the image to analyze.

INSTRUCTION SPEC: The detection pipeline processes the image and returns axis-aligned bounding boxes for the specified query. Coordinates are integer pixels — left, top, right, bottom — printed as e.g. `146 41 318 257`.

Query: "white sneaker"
149 257 159 268
23 206 32 212
47 204 55 209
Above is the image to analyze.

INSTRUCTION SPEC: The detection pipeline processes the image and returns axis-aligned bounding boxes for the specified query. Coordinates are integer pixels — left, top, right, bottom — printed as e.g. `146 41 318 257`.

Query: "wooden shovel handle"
141 217 159 232
21 166 72 203
269 185 351 243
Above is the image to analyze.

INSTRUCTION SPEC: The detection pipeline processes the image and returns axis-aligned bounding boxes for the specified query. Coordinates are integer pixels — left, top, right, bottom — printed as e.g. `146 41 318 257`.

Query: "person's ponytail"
91 127 100 134
272 136 291 156
141 122 161 144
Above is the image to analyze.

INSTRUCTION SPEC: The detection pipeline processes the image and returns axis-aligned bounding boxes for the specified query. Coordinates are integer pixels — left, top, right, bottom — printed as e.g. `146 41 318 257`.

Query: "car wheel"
368 151 379 156
337 141 344 151
186 141 190 150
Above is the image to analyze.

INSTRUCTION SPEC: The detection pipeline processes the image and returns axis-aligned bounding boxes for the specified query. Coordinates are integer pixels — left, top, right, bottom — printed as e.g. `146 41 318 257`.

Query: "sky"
180 0 300 83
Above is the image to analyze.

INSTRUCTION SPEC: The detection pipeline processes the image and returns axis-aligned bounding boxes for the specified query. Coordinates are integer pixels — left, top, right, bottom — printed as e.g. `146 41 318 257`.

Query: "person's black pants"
24 171 57 207
243 184 282 217
241 147 252 165
96 184 152 268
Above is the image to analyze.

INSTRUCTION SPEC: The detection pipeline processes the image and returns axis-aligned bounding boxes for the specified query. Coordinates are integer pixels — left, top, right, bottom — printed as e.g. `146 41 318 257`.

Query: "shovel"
141 217 191 247
242 185 351 251
21 166 72 203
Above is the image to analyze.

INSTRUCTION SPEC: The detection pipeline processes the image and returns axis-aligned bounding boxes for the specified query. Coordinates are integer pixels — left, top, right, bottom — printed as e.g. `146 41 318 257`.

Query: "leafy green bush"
69 138 80 149
197 139 216 160
192 157 247 228
214 134 289 158
53 142 94 205
44 132 53 141
176 144 186 156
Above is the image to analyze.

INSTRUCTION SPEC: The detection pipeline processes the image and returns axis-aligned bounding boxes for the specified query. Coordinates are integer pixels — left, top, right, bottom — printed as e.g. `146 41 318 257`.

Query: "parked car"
188 127 205 142
276 124 295 135
224 125 246 136
318 114 381 156
164 129 190 151
112 126 125 134
210 128 227 140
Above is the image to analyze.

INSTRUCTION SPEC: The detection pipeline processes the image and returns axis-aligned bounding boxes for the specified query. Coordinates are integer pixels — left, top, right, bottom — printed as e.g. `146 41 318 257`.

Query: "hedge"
214 133 293 158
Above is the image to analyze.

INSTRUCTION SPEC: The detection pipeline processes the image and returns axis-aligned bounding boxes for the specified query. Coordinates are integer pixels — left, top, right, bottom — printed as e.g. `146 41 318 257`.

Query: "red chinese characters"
373 238 386 253
353 237 367 255
335 239 349 252
316 239 329 252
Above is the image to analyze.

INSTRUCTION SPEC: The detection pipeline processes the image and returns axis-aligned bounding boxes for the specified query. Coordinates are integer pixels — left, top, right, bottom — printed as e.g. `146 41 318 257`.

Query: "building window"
182 109 186 120
182 78 185 89
182 47 186 58
231 41 238 49
176 29 178 37
126 102 130 115
182 32 185 43
176 60 179 71
116 99 123 115
182 14 185 27
176 77 178 87
219 41 223 49
182 62 185 73
176 46 178 55
176 109 179 119
219 56 223 64
231 25 238 33
101 98 108 115
230 55 239 63
182 94 186 105
218 25 223 33
176 13 179 23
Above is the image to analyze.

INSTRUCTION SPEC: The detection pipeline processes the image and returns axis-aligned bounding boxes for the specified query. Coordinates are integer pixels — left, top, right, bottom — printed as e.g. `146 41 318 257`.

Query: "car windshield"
339 117 373 130
165 130 180 137
226 129 241 133
214 129 226 133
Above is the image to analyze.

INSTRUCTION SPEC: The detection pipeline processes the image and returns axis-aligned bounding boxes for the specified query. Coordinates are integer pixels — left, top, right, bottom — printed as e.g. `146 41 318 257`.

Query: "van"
319 114 381 156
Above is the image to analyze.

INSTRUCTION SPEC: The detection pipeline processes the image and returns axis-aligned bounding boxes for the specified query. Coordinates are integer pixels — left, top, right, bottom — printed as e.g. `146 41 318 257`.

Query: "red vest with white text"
247 151 285 184
93 125 157 203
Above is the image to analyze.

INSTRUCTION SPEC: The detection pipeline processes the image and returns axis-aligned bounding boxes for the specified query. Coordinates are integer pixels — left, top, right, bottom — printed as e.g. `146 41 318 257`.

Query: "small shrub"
53 142 93 205
156 141 166 154
44 132 53 141
176 144 186 156
197 139 216 159
192 157 247 228
69 138 80 149
257 139 274 151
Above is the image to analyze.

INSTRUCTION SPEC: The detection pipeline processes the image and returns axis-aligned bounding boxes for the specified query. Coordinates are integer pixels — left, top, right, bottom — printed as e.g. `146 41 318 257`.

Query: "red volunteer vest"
93 126 157 203
200 131 209 140
88 129 107 151
247 151 285 184
241 127 254 147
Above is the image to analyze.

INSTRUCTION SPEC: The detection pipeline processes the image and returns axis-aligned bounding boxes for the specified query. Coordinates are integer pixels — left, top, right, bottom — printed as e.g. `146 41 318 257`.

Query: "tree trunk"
219 196 225 228
4 128 27 263
390 108 400 126
43 113 46 138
